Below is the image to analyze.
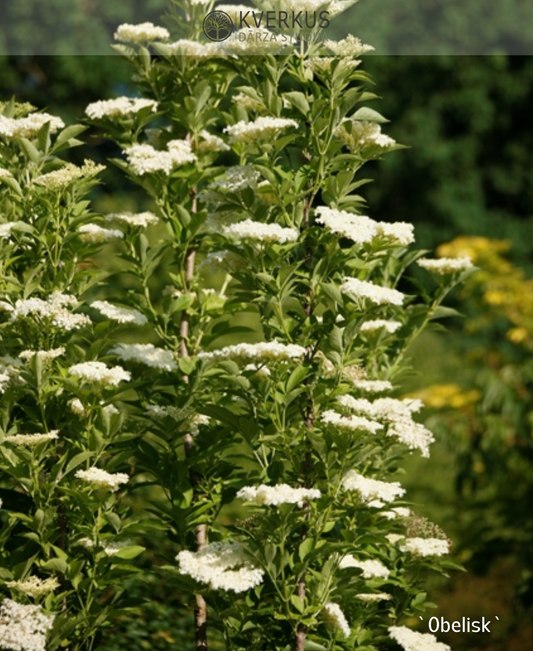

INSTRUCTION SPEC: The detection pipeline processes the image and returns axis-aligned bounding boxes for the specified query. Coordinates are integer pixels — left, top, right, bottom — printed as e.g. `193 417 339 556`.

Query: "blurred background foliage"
1 2 533 649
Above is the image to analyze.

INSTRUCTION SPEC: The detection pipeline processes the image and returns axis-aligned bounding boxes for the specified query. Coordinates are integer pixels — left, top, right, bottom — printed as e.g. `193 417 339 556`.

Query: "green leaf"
290 594 305 613
304 642 328 651
40 558 68 574
299 537 314 562
64 451 94 476
284 91 310 116
352 107 389 123
19 138 41 163
286 366 309 393
54 124 88 148
113 545 145 560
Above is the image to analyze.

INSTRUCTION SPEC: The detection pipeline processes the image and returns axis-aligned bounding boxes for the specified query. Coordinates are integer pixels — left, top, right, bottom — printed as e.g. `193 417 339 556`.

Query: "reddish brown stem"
179 191 207 649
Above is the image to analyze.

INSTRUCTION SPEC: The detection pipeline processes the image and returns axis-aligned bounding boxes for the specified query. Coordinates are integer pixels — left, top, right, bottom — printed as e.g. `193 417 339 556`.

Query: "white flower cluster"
322 602 351 638
198 341 306 363
6 576 59 597
110 343 178 372
0 169 14 181
75 467 129 491
305 57 360 75
339 556 390 579
78 537 130 556
320 410 382 434
0 356 24 394
106 211 159 228
237 484 321 508
417 257 473 275
85 97 157 120
0 223 15 240
351 379 393 393
340 277 405 306
222 219 299 244
315 208 376 245
198 130 230 153
114 22 170 43
360 319 402 334
78 224 124 243
382 506 411 520
3 431 59 447
337 395 434 457
325 34 375 57
335 120 396 152
0 112 64 139
401 537 450 557
10 292 90 331
243 363 271 378
341 470 405 503
125 140 196 175
91 301 147 326
232 92 265 113
176 541 264 593
224 117 298 144
68 361 131 386
375 221 415 244
19 347 65 363
389 626 451 651
167 40 220 59
34 160 105 189
146 404 182 420
202 165 260 201
314 207 414 247
356 592 391 602
0 599 55 651
189 414 210 435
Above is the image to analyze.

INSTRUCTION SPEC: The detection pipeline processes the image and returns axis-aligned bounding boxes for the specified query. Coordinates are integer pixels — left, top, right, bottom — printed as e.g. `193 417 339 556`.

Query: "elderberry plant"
0 2 476 650
82 3 472 650
0 101 155 651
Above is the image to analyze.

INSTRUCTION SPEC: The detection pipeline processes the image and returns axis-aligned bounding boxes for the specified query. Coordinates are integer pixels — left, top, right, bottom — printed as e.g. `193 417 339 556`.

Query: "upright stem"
180 190 208 651
296 193 315 651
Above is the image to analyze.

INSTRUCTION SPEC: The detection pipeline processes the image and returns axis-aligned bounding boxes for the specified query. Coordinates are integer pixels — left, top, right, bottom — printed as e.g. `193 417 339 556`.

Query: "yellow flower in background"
407 384 481 410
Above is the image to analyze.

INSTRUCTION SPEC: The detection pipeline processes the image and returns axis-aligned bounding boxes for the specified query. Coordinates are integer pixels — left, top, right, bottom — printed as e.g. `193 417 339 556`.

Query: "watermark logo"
203 11 234 42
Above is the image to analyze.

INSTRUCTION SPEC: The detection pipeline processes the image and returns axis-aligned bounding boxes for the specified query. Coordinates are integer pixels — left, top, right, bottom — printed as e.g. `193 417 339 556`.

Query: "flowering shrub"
1 3 474 650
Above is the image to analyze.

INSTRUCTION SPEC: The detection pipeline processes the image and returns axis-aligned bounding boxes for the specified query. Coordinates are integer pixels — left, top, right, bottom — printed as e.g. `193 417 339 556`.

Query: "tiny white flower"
400 537 450 557
85 97 158 120
3 431 59 446
340 277 405 306
75 467 129 491
222 219 299 244
110 343 178 372
114 22 170 43
341 470 405 503
339 556 390 579
91 300 147 326
417 257 473 274
237 484 321 508
68 361 131 386
78 224 124 243
322 602 350 638
176 541 264 593
6 576 59 597
0 599 55 651
389 625 451 651
223 117 298 144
